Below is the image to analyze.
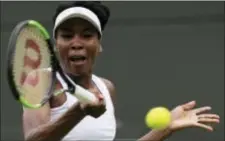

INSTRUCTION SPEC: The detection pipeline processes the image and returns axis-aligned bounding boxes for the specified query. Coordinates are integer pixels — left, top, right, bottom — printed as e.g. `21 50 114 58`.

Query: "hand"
79 94 106 118
169 101 220 132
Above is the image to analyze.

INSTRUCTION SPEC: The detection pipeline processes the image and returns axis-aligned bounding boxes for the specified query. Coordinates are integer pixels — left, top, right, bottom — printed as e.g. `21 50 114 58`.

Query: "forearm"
25 102 86 141
138 128 172 141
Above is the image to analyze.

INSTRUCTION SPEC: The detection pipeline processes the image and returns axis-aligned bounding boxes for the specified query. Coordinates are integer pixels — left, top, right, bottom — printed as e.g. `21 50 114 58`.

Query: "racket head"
7 20 57 108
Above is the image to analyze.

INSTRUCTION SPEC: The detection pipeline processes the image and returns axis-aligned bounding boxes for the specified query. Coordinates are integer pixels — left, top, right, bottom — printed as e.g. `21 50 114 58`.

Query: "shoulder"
100 77 116 94
95 76 116 105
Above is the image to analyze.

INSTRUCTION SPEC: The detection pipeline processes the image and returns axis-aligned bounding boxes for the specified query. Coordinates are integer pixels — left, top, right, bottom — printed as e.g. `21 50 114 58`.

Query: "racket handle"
74 85 99 104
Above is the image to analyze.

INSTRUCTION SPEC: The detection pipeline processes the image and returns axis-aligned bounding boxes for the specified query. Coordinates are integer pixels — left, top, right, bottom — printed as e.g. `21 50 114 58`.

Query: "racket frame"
7 20 57 108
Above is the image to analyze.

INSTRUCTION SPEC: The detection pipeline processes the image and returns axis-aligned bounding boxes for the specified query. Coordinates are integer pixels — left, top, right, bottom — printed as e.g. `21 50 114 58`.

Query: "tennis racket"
7 20 99 109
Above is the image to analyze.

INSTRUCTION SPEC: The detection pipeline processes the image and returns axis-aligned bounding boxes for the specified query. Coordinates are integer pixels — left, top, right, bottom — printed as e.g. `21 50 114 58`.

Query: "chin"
69 68 89 77
65 63 92 77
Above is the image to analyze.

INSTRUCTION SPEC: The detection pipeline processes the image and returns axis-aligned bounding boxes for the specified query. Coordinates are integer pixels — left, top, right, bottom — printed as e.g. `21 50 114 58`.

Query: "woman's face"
55 18 101 76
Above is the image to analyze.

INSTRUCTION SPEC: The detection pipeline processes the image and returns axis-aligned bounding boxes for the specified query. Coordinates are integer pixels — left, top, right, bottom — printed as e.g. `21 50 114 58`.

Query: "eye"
82 31 94 39
61 33 73 39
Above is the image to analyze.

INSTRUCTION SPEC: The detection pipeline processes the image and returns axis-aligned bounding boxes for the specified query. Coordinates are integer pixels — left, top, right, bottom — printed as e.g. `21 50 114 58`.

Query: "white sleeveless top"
50 73 116 140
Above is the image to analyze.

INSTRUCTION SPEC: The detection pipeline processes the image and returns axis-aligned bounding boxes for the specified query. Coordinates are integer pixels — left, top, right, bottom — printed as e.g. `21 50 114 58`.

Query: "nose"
71 44 83 50
70 35 84 50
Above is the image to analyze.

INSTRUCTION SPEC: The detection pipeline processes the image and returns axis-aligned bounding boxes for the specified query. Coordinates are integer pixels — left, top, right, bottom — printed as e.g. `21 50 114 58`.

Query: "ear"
95 45 100 56
95 43 103 56
99 45 103 53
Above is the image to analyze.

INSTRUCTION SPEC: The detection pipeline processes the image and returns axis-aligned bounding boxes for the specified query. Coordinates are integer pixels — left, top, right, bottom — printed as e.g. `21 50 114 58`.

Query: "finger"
195 123 214 131
98 100 106 107
194 106 211 114
198 118 220 124
182 101 196 110
198 114 220 119
79 102 88 109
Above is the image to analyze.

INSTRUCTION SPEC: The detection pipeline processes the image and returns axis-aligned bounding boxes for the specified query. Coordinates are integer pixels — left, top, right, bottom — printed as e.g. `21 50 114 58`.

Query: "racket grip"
74 85 99 104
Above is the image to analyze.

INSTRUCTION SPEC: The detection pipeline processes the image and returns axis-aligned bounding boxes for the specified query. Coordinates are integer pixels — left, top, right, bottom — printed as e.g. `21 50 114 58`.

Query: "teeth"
73 56 84 59
70 56 85 61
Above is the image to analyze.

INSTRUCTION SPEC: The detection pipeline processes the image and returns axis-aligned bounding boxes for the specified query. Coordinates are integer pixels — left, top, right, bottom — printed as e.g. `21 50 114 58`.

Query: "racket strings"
13 26 52 105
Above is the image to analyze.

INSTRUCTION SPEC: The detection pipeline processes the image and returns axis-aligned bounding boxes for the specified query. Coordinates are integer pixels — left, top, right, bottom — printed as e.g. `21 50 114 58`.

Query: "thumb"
181 100 196 110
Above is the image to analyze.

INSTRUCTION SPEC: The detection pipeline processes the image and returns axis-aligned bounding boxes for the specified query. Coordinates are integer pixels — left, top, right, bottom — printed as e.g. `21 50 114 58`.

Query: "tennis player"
22 1 220 141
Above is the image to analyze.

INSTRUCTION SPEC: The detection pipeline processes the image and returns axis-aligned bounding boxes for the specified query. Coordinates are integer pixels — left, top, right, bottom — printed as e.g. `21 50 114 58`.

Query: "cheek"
88 45 99 59
56 39 68 48
88 40 100 55
56 44 68 59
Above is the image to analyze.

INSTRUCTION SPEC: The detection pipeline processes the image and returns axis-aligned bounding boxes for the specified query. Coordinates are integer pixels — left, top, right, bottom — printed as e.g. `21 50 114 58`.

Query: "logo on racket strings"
20 39 41 87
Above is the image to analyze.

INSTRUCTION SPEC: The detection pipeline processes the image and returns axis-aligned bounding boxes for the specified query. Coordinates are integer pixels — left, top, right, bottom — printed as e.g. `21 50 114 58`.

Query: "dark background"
1 1 224 141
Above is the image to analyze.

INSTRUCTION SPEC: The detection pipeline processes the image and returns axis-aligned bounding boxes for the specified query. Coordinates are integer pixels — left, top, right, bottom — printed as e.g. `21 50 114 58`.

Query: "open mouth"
69 55 87 65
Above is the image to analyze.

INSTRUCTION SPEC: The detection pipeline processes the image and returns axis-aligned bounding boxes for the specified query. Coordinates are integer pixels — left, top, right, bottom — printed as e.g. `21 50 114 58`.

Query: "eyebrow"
83 28 97 32
60 27 72 32
60 27 97 33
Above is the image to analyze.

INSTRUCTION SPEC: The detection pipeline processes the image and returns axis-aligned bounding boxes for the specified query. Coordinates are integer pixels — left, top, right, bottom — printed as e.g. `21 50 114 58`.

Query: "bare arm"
23 101 86 141
22 70 89 141
138 129 172 141
101 77 173 141
101 78 220 141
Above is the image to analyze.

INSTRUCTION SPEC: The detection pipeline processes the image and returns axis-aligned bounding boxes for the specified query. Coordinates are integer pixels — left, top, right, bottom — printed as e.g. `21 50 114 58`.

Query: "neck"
67 73 92 89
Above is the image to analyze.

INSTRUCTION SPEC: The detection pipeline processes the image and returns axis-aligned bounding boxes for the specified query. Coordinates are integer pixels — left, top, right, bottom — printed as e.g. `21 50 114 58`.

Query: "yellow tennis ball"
145 107 171 129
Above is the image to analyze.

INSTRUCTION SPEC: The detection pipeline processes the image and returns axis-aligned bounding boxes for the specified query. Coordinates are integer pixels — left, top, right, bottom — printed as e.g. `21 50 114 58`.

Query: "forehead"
58 18 96 31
